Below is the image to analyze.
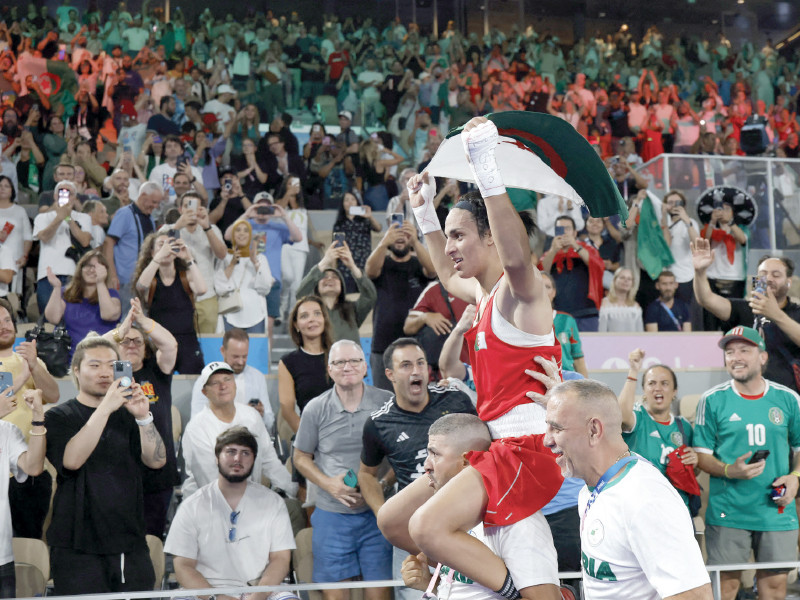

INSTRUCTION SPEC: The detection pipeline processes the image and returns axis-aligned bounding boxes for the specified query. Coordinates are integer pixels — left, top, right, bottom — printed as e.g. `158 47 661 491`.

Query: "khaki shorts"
195 296 219 334
706 524 798 569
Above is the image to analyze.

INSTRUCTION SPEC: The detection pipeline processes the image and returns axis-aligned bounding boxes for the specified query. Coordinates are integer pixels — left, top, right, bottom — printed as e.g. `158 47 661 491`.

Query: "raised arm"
619 349 644 431
690 237 732 321
406 173 477 304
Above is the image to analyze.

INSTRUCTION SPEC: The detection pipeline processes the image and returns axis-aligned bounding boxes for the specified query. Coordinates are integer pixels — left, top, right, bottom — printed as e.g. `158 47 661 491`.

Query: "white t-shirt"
164 480 295 587
122 27 150 51
578 459 709 600
178 224 223 302
0 421 29 565
181 404 295 498
147 162 203 206
202 99 236 126
435 513 558 600
666 218 699 283
32 210 93 280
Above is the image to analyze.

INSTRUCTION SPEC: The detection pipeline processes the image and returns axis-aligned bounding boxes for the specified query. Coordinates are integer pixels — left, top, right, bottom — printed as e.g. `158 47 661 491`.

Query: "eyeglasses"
223 447 253 459
227 510 240 542
329 358 364 368
120 337 144 347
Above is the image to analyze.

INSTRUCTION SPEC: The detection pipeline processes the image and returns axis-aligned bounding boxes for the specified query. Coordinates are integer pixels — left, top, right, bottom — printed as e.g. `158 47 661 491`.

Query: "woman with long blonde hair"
599 267 643 332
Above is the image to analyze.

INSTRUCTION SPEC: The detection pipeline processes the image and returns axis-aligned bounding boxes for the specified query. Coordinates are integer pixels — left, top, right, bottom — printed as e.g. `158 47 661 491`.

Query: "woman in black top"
104 297 179 538
133 231 207 374
332 189 382 293
278 295 334 434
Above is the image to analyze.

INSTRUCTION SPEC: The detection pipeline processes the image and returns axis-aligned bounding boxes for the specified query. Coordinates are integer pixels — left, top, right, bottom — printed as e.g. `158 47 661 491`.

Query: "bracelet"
135 412 154 426
723 463 730 478
29 429 47 436
31 420 45 427
790 471 800 479
626 376 637 382
144 319 155 334
185 259 195 268
64 215 72 222
203 226 212 232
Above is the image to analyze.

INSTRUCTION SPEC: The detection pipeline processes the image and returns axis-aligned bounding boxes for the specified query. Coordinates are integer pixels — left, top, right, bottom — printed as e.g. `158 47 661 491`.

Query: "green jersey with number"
622 404 693 506
694 380 800 531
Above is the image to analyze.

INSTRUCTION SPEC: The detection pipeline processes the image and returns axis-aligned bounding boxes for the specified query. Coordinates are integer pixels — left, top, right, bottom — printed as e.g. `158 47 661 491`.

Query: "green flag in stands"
426 111 628 220
638 195 675 280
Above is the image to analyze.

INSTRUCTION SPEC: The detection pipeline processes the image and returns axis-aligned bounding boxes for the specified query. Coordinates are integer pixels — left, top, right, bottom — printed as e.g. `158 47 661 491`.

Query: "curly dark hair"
454 190 536 238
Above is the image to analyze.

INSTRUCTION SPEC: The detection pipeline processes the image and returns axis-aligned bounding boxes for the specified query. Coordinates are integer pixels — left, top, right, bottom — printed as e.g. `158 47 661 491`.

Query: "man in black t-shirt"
359 338 476 600
365 222 435 391
693 242 800 393
44 335 167 595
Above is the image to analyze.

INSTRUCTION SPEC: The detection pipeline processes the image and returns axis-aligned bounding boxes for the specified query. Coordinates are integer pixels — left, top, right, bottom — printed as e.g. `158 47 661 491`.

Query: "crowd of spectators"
1 2 800 598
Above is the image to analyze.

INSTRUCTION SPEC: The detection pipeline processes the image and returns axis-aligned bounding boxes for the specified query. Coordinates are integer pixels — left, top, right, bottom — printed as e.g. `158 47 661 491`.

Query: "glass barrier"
636 154 800 252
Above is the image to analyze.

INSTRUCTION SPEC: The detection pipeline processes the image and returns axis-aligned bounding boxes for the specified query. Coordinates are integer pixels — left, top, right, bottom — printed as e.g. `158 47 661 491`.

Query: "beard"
219 463 254 483
389 245 410 258
1 123 20 138
0 331 15 351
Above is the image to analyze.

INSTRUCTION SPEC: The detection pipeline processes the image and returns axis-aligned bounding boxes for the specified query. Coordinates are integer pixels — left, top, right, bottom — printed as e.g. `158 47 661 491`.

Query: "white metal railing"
635 153 800 252
24 562 800 600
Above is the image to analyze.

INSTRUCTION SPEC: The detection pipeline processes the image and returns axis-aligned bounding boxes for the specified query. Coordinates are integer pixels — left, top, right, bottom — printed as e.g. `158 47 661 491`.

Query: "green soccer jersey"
694 379 800 531
553 310 584 373
622 404 694 506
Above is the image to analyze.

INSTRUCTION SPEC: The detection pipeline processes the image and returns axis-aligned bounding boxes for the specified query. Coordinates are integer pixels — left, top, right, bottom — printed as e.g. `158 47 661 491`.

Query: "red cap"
202 112 219 125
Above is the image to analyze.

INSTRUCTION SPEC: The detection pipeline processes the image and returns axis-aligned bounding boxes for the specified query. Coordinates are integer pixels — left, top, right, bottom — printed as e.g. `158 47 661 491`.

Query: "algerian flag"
426 111 628 219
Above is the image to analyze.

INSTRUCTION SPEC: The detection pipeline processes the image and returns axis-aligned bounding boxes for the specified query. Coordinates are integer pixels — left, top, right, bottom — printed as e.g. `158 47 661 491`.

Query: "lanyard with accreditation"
581 455 636 532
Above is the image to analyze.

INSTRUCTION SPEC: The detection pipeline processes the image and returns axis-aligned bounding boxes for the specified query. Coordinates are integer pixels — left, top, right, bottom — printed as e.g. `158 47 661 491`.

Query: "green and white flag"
427 111 628 219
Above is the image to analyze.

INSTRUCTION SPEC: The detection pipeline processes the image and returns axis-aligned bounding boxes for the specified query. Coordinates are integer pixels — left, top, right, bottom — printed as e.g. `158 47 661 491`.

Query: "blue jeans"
36 275 70 316
575 315 599 332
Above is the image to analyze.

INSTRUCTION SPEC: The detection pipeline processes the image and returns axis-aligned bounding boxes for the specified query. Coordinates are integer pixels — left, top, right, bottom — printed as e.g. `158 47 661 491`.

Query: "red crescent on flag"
497 128 568 178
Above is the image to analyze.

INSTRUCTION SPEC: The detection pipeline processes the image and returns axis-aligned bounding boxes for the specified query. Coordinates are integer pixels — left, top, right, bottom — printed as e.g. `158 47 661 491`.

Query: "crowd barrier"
23 562 800 600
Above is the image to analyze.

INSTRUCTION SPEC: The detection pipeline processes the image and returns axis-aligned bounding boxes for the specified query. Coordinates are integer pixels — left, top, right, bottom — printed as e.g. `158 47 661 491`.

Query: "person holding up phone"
293 340 394 600
539 215 605 332
695 327 800 600
332 190 381 294
44 334 167 595
132 231 207 374
32 180 94 314
167 192 228 334
699 196 749 331
214 220 274 334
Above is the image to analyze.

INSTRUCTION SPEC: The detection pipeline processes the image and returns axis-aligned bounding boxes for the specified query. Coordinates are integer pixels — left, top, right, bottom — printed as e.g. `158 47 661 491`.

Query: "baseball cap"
201 112 219 125
253 191 274 204
198 361 235 388
718 326 765 351
216 84 236 97
338 110 353 121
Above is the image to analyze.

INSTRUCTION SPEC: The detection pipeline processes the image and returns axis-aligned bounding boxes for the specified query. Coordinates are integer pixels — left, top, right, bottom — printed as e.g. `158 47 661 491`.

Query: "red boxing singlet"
463 286 563 423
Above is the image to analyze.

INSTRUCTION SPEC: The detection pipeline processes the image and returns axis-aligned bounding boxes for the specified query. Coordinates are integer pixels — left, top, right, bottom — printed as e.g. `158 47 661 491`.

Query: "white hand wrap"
461 120 506 198
408 176 441 235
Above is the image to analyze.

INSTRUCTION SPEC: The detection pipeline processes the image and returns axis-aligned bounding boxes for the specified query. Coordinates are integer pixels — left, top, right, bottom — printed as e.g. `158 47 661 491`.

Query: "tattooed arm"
139 421 167 468
126 383 167 469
